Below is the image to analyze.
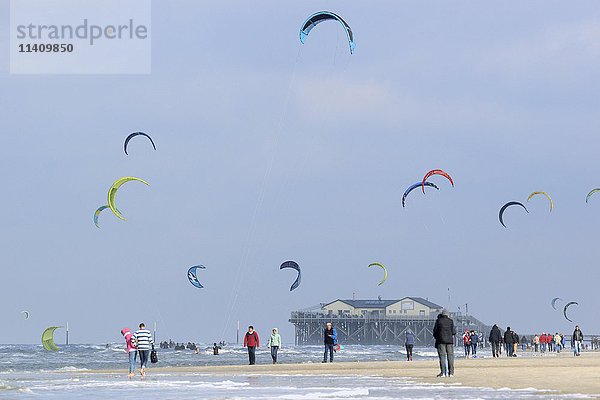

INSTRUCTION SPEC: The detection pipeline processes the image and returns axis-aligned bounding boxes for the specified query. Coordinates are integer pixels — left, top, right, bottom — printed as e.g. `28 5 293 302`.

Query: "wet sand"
91 351 600 397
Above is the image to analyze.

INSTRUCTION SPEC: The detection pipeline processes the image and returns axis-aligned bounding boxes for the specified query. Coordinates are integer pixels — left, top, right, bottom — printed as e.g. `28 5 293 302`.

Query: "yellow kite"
107 177 149 220
368 263 388 286
527 191 553 212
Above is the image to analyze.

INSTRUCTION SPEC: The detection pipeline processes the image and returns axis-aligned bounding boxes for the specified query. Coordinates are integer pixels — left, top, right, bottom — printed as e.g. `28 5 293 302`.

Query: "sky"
1 0 600 344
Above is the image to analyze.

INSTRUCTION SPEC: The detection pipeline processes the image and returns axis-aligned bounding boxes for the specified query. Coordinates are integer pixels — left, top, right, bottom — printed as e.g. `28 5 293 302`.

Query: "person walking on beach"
470 330 479 358
121 328 137 378
503 327 514 357
554 332 562 353
243 326 260 365
533 334 540 352
323 322 337 363
489 324 502 358
267 328 282 364
547 332 554 352
540 332 547 353
133 323 153 377
512 331 519 357
213 343 221 355
462 330 471 358
405 329 415 361
572 326 584 356
520 335 528 351
433 310 456 377
498 335 503 356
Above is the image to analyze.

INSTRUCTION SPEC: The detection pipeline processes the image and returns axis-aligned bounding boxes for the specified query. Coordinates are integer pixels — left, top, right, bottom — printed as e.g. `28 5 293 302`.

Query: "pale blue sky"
1 0 599 344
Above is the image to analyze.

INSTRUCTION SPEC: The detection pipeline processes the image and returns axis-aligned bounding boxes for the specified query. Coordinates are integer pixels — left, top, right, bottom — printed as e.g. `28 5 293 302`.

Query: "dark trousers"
405 344 413 360
247 346 256 365
270 346 279 363
471 343 477 356
323 343 334 362
139 350 150 369
505 343 513 357
437 344 454 376
491 341 500 357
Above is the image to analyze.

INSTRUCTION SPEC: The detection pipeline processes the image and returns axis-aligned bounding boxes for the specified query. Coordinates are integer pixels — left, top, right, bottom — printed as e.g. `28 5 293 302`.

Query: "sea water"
0 344 587 399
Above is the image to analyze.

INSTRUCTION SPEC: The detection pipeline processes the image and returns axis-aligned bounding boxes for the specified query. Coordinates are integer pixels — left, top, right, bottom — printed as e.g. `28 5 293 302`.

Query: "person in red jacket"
243 326 260 365
540 333 548 353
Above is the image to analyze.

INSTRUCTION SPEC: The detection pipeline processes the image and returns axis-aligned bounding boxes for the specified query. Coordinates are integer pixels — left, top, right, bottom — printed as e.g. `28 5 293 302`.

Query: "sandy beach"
91 351 600 397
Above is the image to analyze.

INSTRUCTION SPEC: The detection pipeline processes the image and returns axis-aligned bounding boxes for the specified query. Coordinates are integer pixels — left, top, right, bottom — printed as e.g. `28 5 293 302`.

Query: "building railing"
290 311 438 322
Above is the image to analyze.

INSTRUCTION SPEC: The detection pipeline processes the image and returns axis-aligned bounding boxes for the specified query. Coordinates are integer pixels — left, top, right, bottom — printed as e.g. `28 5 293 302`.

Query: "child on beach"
267 328 282 364
462 330 471 358
120 328 137 378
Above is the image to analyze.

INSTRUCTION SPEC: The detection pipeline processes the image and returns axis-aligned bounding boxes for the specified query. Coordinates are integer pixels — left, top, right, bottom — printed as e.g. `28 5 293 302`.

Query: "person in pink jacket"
121 328 137 378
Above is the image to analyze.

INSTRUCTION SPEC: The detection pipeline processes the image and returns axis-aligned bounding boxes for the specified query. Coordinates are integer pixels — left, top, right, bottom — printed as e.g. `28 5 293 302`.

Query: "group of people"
243 322 338 365
434 314 586 378
532 326 584 356
533 332 565 353
487 325 585 358
122 318 586 378
489 325 527 357
242 326 282 365
461 329 480 358
159 340 227 349
120 323 154 378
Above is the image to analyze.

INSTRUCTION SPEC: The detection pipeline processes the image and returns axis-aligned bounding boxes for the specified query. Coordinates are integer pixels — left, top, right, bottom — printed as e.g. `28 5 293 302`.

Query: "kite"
499 201 528 228
586 189 600 204
93 205 110 228
551 297 562 311
42 326 62 351
563 301 578 322
421 169 454 193
527 191 553 211
107 177 150 221
299 11 355 54
280 261 301 291
187 265 206 289
402 182 439 207
124 132 156 155
368 262 388 286
21 311 29 320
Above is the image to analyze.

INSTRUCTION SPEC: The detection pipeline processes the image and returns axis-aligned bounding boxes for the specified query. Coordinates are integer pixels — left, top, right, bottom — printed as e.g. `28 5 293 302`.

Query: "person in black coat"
488 324 502 358
572 325 584 356
433 310 456 377
503 327 514 357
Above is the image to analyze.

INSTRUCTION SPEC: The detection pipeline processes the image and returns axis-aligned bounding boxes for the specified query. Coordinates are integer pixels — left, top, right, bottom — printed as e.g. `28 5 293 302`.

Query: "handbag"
150 346 158 364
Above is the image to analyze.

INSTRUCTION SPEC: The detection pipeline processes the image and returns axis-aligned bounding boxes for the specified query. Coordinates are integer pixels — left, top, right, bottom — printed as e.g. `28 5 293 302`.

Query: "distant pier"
289 297 491 346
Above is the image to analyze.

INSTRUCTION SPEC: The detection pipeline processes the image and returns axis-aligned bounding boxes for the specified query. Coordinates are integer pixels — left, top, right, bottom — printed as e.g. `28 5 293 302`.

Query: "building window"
393 310 397 314
419 310 425 316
